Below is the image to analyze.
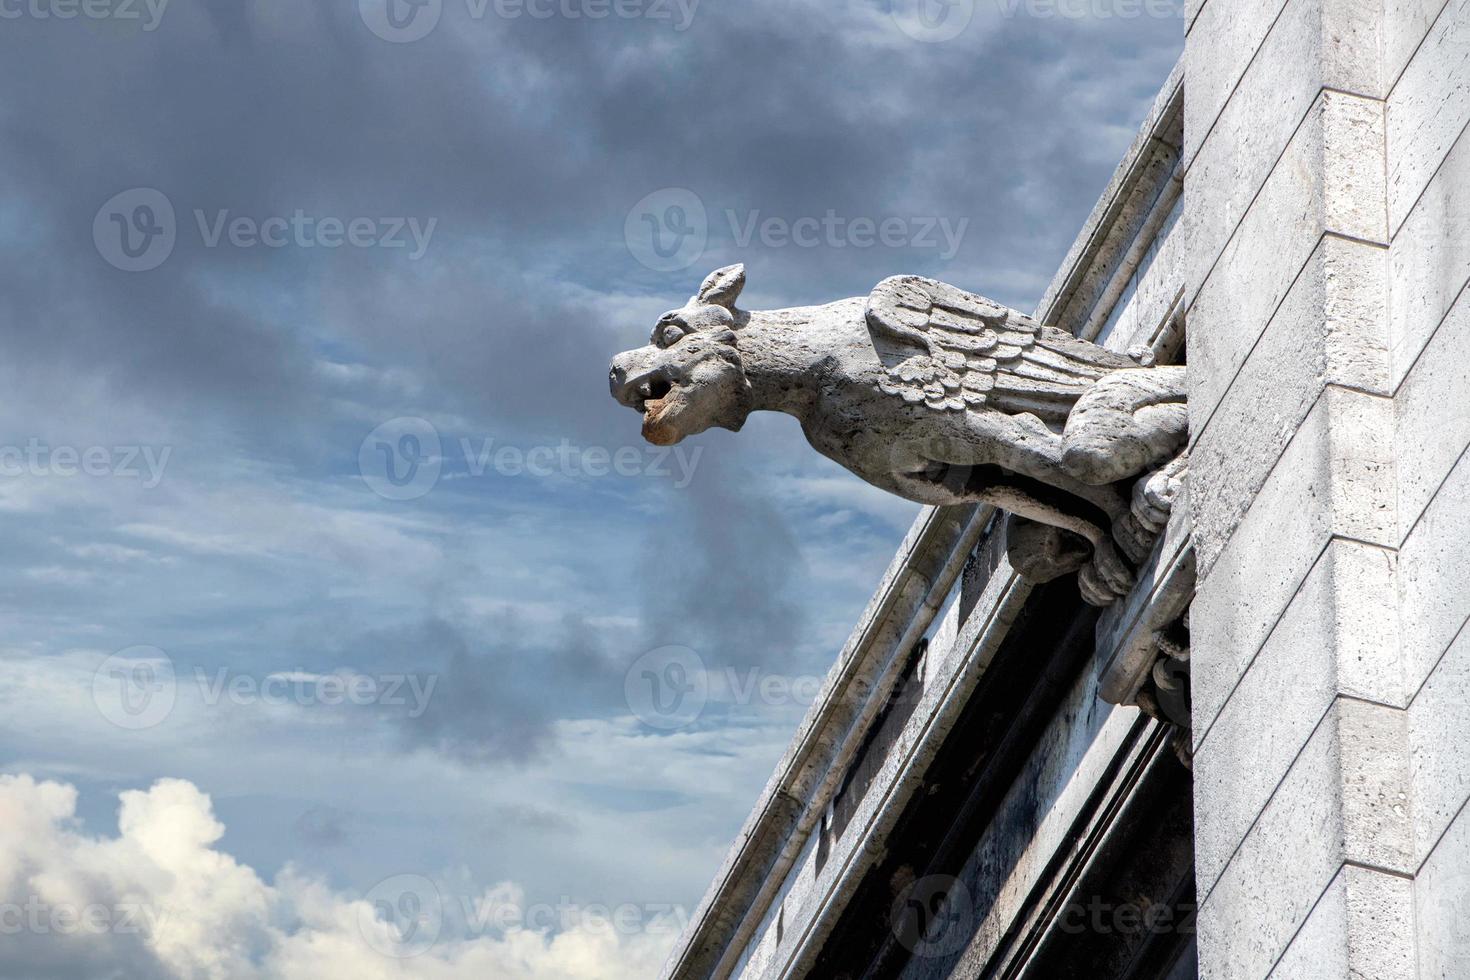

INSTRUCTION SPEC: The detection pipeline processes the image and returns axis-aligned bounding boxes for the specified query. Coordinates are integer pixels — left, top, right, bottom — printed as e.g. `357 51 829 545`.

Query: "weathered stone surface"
1093 488 1195 708
1197 702 1346 979
1188 91 1387 442
1183 0 1385 310
1197 698 1413 979
1184 0 1292 164
1414 800 1470 979
1194 539 1401 894
1398 449 1470 693
1395 288 1470 532
1387 0 1470 234
1185 0 1382 168
1388 122 1470 388
1385 0 1455 86
1268 866 1415 980
1410 625 1470 862
1191 387 1396 734
609 266 1189 606
1190 234 1389 580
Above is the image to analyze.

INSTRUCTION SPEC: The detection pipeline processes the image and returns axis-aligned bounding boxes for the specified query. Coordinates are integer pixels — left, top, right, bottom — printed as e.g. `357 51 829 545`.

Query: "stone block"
1387 0 1470 234
1190 235 1388 577
1185 0 1383 166
1194 539 1401 893
1388 123 1470 389
1385 0 1456 87
1415 801 1470 980
1268 865 1414 980
1185 0 1294 163
1398 449 1470 692
1410 625 1470 862
1197 697 1412 979
1192 388 1396 730
1394 288 1470 533
1189 91 1387 436
1196 704 1344 979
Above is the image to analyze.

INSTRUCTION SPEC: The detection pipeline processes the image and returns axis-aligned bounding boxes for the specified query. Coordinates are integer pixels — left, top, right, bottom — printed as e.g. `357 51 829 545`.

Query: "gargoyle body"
609 265 1187 605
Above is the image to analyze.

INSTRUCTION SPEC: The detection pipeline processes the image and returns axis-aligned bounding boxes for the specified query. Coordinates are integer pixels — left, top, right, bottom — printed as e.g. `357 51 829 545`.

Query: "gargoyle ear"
694 264 745 310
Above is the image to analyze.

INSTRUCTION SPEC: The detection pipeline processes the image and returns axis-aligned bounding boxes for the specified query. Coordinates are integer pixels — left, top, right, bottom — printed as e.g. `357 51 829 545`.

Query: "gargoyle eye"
655 318 687 348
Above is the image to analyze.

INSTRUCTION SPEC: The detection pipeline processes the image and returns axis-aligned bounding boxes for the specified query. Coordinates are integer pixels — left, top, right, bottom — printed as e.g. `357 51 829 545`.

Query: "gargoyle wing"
864 275 1037 412
865 276 1138 417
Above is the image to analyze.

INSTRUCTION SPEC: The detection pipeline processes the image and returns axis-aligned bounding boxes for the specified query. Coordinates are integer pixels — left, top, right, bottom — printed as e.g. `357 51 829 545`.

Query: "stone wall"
1187 1 1470 977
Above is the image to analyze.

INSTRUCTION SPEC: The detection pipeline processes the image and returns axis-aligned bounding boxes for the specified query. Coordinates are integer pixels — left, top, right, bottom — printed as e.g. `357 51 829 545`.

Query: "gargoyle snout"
609 350 672 411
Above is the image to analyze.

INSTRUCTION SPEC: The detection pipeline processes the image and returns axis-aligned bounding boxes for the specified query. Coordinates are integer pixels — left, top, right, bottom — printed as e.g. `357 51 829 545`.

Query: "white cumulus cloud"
0 775 674 980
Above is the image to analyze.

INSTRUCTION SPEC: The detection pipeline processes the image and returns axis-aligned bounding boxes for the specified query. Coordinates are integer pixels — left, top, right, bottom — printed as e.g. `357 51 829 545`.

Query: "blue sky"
0 1 1182 975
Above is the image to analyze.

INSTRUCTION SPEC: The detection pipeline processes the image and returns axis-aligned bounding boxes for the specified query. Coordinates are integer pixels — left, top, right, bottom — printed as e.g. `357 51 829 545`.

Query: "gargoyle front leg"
1059 366 1187 487
930 413 1137 604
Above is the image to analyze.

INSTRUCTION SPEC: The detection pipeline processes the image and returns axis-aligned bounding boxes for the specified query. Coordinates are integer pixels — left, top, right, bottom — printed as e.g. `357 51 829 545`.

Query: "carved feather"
865 276 1137 417
865 276 1037 413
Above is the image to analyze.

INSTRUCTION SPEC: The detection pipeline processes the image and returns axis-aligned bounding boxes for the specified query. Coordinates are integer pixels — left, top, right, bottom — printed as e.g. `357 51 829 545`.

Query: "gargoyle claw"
1130 452 1188 535
1078 539 1135 607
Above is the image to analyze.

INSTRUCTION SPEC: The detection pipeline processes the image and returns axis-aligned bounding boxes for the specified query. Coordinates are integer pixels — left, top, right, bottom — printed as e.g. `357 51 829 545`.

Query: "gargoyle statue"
609 264 1187 606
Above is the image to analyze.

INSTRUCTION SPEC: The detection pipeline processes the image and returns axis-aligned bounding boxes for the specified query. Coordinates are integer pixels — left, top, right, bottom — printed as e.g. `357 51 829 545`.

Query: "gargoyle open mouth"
632 373 676 420
637 375 675 418
634 373 687 445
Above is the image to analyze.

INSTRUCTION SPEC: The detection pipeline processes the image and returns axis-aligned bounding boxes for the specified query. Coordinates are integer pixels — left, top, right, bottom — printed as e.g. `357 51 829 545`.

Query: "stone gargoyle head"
608 264 755 446
608 263 1191 609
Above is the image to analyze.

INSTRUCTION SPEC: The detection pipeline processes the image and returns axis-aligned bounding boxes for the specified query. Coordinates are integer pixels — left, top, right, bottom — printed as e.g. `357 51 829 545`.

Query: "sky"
0 1 1183 976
